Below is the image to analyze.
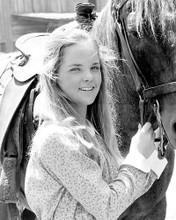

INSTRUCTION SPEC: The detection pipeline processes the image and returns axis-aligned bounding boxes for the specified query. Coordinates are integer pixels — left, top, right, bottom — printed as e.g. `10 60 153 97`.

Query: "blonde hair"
38 27 123 166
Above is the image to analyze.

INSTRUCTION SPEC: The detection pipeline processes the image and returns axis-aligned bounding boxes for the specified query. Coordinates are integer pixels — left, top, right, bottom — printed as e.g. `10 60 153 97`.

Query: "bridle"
112 0 176 158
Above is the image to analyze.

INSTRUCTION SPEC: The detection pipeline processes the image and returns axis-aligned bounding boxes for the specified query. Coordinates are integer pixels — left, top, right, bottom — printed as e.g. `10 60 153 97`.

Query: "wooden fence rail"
11 0 90 13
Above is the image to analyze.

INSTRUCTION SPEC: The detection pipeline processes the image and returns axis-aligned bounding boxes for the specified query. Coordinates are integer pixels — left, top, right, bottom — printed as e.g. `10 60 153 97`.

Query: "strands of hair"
124 0 176 35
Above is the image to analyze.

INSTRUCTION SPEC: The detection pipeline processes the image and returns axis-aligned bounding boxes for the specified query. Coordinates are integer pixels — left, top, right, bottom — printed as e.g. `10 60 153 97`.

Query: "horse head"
120 0 176 151
92 0 175 219
93 0 176 157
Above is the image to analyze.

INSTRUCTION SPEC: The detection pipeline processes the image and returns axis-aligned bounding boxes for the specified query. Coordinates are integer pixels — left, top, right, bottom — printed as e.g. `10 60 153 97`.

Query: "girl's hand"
130 122 156 159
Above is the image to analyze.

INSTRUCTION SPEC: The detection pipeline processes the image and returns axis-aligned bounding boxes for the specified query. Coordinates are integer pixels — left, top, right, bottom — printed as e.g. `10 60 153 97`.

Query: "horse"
92 0 176 219
0 1 175 219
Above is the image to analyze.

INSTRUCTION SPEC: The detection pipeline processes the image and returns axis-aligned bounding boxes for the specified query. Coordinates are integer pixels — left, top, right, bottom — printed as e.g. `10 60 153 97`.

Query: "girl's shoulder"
38 123 73 137
32 123 77 153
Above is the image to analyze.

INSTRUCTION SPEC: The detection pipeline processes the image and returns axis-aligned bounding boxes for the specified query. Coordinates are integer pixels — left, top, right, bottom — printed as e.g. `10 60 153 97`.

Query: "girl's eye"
91 66 100 71
70 67 81 72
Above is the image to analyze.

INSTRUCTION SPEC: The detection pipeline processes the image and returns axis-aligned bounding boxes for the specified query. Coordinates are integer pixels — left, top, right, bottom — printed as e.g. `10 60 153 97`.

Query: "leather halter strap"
143 81 176 99
112 0 148 97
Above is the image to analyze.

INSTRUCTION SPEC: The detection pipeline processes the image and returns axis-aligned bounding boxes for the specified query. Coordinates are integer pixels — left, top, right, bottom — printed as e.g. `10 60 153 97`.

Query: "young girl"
25 28 167 220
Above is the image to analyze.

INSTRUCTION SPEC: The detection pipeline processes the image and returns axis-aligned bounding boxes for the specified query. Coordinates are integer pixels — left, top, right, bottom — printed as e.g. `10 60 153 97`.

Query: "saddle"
0 33 49 217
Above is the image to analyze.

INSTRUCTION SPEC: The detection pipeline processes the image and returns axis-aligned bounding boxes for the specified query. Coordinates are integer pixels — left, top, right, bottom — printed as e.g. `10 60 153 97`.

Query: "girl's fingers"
141 122 152 132
141 122 155 140
154 142 158 150
153 132 156 140
138 123 142 130
154 127 160 138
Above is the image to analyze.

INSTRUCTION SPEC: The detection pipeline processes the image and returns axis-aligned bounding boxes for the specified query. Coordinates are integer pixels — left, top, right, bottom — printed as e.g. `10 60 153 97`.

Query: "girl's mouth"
79 87 94 91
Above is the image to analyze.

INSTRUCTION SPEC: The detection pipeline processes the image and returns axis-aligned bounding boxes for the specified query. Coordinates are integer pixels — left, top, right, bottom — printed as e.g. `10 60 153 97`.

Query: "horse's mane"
93 0 176 50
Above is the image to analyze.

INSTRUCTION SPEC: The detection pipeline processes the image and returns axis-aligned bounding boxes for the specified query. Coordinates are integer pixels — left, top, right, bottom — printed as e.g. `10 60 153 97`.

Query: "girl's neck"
72 103 87 123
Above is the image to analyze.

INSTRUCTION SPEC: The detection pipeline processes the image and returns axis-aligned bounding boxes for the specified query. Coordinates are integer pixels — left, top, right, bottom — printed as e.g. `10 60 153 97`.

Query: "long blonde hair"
38 27 123 165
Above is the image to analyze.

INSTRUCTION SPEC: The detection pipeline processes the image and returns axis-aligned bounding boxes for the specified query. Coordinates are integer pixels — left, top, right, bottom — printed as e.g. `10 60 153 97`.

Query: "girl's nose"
83 70 93 81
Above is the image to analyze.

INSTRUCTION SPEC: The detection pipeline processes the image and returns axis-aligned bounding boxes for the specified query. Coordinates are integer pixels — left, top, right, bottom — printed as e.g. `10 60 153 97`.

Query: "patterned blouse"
25 124 163 220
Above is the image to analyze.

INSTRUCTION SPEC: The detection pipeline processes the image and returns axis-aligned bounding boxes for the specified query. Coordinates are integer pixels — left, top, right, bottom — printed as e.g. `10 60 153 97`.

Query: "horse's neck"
113 66 140 156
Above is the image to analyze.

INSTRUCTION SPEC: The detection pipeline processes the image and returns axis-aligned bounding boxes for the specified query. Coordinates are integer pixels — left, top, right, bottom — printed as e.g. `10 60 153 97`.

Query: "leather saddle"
0 33 48 210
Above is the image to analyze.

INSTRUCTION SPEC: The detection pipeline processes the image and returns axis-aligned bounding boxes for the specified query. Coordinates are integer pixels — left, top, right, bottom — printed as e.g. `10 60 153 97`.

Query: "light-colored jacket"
25 124 166 220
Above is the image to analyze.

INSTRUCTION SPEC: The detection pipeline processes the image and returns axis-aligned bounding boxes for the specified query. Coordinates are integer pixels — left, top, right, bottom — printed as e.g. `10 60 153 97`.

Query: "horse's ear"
75 2 97 21
13 33 49 82
52 3 97 34
75 2 97 31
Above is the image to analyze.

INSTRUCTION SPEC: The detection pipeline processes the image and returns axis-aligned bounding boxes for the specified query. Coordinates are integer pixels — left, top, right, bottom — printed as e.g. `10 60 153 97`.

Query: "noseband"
112 0 176 158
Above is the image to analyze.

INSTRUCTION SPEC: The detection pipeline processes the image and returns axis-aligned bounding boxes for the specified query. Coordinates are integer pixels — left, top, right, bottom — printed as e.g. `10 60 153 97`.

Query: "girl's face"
58 40 102 118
